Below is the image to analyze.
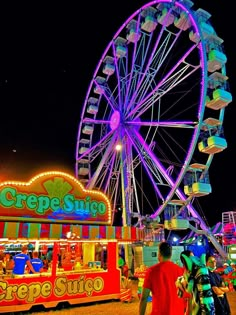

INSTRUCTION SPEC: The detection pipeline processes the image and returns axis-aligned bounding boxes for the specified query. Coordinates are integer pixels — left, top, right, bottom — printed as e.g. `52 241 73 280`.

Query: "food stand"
0 171 144 313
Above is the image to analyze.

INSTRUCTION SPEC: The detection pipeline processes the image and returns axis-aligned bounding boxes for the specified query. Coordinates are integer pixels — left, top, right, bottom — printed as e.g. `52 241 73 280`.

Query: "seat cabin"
156 3 175 27
78 167 89 176
181 0 194 7
206 71 232 110
78 138 90 157
174 11 191 31
198 117 227 154
200 26 227 73
164 200 189 230
205 32 223 54
78 157 89 164
115 37 127 59
184 163 212 197
126 19 141 43
141 7 158 33
208 49 227 73
78 146 89 154
200 22 215 39
94 76 106 95
207 71 228 90
87 97 99 115
194 8 212 24
206 88 232 110
102 56 115 76
189 8 212 43
79 138 90 154
172 0 193 30
82 124 94 135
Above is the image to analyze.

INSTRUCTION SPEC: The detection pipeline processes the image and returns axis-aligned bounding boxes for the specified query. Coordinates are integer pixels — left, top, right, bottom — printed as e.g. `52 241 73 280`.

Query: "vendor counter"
0 266 106 279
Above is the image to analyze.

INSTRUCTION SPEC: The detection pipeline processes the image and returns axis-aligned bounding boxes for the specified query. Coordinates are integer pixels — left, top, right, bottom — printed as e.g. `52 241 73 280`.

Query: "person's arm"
26 260 37 274
211 281 229 296
139 287 150 315
11 259 15 270
211 285 224 296
218 282 229 294
212 276 229 295
39 260 44 272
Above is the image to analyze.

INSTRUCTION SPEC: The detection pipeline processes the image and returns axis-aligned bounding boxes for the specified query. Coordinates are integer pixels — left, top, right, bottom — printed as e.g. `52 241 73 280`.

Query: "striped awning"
0 221 144 242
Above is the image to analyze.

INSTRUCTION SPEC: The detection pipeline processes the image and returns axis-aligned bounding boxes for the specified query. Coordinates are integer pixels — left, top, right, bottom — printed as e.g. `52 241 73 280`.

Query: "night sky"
0 0 235 227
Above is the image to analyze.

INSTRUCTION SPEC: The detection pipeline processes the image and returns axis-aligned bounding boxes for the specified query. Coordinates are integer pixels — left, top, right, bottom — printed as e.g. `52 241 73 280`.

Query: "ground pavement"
10 281 236 315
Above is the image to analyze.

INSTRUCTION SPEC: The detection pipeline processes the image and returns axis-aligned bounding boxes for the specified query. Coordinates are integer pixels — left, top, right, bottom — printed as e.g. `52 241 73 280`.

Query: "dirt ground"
9 281 236 315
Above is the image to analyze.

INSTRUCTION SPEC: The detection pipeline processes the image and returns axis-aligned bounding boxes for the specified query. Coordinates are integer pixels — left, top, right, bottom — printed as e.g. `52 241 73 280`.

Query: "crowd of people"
0 245 48 276
0 242 234 314
139 241 233 315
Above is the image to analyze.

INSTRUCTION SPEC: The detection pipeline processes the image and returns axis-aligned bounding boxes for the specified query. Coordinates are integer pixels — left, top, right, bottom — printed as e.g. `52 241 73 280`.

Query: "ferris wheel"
75 0 232 238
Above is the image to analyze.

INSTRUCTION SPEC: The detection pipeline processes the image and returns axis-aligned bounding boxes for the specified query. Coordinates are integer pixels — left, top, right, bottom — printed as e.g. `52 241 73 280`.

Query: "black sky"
0 0 235 226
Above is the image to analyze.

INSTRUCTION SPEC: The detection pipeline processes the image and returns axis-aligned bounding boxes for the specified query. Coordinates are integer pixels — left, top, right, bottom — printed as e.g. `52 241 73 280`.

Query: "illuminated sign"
0 276 104 303
0 171 111 225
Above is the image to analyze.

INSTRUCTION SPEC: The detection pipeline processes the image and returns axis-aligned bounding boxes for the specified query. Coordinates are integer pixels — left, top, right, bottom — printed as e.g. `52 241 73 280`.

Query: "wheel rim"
75 1 230 228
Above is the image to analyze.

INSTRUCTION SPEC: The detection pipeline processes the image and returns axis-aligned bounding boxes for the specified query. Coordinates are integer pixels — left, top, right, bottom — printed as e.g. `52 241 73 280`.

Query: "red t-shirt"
143 261 185 315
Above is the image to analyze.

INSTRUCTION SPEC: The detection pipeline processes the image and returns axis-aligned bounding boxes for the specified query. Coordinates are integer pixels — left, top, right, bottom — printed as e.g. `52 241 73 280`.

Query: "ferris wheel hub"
110 110 120 130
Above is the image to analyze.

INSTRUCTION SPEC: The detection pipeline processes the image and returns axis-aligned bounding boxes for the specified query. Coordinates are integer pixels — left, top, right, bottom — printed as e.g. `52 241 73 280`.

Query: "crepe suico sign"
0 171 111 225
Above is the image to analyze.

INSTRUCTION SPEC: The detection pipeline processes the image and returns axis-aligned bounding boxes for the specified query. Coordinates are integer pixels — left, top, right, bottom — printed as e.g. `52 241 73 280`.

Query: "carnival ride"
75 0 232 258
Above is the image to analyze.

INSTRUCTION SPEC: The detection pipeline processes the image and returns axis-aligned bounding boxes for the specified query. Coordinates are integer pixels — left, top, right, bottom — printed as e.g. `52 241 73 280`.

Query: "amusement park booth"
0 171 144 313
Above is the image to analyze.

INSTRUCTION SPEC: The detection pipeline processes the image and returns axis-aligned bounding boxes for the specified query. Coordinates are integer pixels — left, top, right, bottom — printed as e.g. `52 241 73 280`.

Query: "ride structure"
75 0 232 258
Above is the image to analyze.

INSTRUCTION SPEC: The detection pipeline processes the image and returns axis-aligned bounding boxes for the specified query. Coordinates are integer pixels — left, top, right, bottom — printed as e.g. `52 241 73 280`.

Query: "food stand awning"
0 221 144 241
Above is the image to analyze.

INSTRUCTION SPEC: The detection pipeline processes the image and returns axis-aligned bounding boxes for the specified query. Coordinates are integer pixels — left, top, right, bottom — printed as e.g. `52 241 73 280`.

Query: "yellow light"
115 144 122 151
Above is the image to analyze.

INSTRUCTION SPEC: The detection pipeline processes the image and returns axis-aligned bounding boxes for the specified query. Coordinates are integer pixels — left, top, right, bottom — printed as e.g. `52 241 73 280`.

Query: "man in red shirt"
139 241 185 315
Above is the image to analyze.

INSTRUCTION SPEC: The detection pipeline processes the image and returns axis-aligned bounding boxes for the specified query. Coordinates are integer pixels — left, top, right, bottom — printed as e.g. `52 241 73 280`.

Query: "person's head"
21 245 28 253
32 251 39 258
206 254 217 271
158 241 172 262
5 253 11 259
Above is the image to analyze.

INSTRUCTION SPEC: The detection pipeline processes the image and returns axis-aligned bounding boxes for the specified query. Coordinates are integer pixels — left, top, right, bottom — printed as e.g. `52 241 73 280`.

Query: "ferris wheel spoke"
83 117 112 125
130 127 176 186
92 151 118 192
131 64 200 121
111 42 123 109
126 19 182 114
86 133 118 189
126 43 198 120
127 120 196 129
131 127 183 189
125 128 164 201
76 128 115 164
123 14 141 106
102 150 119 193
93 78 118 113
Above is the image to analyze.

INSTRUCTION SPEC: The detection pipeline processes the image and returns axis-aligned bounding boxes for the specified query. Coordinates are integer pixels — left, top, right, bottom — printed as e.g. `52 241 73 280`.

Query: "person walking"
12 245 36 275
176 250 194 315
139 241 185 315
206 254 231 315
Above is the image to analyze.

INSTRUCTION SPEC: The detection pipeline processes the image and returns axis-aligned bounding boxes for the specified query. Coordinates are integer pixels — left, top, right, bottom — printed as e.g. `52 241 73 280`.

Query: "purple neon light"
75 0 210 234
